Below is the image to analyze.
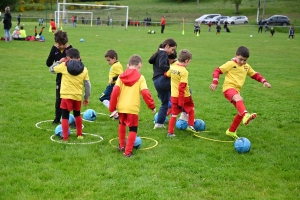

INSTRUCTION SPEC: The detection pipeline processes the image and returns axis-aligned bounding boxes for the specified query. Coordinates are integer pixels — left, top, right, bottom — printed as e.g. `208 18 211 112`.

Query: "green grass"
1 4 300 200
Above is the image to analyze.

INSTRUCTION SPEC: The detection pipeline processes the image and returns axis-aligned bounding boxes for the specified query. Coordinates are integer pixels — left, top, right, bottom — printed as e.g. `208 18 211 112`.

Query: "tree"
224 0 242 14
0 0 19 11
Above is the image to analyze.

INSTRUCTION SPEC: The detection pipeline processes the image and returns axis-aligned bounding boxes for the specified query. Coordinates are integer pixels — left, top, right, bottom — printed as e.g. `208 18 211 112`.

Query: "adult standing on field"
258 20 263 33
3 6 12 42
17 13 21 26
160 16 166 33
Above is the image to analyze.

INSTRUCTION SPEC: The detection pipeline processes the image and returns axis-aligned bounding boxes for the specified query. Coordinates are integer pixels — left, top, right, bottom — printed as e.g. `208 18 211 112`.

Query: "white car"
205 16 230 24
195 14 221 24
227 16 249 25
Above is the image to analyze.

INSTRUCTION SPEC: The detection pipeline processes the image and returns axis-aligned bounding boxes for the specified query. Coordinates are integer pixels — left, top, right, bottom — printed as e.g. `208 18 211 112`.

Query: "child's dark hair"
168 50 177 59
54 30 68 45
236 46 249 58
66 48 80 59
105 49 118 60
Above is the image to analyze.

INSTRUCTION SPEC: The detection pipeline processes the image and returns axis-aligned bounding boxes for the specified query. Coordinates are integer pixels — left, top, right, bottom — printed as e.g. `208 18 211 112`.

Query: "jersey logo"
171 69 180 76
233 66 236 68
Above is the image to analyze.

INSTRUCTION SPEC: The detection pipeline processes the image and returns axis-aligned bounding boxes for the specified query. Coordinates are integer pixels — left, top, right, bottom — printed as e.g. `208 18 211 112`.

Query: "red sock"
125 131 137 155
168 115 177 134
229 114 243 132
75 116 82 136
187 109 195 126
236 100 247 116
61 119 69 140
118 124 126 148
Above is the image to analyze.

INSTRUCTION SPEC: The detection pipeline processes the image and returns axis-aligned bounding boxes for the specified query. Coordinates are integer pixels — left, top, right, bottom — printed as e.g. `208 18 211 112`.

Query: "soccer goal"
55 11 93 26
57 3 129 29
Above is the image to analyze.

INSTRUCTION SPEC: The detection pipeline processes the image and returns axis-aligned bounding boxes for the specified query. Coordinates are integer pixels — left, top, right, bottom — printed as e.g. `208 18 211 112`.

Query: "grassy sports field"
1 4 300 199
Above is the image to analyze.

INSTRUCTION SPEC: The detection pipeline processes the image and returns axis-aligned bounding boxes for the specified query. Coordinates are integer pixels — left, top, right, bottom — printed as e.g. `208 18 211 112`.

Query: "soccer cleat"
226 129 239 140
167 133 176 137
186 125 198 133
110 110 118 118
77 135 84 140
118 145 125 152
243 113 257 125
52 119 60 124
153 123 165 129
123 152 134 157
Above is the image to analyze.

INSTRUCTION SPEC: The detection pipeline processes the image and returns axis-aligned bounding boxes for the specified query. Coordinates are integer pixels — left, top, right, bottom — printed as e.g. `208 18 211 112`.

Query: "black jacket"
3 12 12 30
148 50 170 81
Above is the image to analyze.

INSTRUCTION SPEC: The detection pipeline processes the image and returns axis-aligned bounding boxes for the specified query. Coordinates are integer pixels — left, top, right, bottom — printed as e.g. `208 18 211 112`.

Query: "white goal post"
57 3 129 29
55 11 93 27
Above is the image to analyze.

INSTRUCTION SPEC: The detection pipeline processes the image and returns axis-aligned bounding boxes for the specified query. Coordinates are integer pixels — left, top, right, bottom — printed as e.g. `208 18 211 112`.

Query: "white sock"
103 100 110 109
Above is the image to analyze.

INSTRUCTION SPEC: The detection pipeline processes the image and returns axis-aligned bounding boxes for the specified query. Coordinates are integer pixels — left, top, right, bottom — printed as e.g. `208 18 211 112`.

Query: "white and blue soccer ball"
83 109 97 121
234 137 251 153
175 119 188 130
54 124 70 138
154 113 168 124
80 38 84 42
194 119 206 131
134 136 142 149
60 114 75 125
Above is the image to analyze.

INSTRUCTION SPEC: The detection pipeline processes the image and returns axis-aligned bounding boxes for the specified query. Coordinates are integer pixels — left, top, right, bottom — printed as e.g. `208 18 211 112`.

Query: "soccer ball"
234 137 251 153
80 38 84 42
250 35 253 37
134 136 142 149
151 30 156 34
148 30 151 34
83 109 97 121
154 113 168 124
54 124 70 138
175 119 188 130
194 119 206 131
60 113 75 125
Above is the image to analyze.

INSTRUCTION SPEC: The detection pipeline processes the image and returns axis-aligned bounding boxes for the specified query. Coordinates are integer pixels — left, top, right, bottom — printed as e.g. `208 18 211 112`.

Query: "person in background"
207 21 212 32
258 20 263 33
50 48 90 141
209 46 271 140
46 30 73 124
11 26 20 40
216 23 221 35
264 22 268 33
3 6 12 42
288 26 295 40
109 54 156 157
270 27 275 37
194 22 200 35
19 25 26 39
160 15 166 33
17 13 21 26
50 19 56 33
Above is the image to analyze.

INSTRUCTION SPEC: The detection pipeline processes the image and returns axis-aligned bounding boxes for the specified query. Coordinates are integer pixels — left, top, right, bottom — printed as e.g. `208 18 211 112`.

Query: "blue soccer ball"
154 113 168 124
134 136 142 149
234 137 251 153
83 109 97 121
80 38 84 42
194 119 206 131
54 124 70 138
175 119 188 130
60 113 75 125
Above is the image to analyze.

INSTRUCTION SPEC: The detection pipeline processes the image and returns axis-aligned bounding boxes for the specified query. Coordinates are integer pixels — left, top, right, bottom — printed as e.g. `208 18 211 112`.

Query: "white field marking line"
50 133 104 145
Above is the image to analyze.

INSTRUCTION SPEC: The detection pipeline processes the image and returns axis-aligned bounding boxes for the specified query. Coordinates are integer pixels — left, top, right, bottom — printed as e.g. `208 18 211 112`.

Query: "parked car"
219 16 231 24
195 14 221 24
203 16 230 24
261 15 290 26
227 16 249 25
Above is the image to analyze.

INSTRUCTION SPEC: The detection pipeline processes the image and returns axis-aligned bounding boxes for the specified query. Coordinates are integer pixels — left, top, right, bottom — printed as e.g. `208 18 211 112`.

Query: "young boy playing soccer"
109 54 156 157
165 49 198 137
50 48 91 141
99 49 123 119
209 46 271 139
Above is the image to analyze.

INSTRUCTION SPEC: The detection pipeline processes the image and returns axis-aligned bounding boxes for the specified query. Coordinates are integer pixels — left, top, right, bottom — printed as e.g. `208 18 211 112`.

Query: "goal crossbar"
57 3 129 29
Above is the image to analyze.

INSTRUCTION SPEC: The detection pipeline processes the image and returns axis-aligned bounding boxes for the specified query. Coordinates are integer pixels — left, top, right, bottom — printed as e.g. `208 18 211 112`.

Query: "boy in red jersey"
109 54 156 157
50 19 56 33
209 46 271 139
50 48 91 141
166 49 198 137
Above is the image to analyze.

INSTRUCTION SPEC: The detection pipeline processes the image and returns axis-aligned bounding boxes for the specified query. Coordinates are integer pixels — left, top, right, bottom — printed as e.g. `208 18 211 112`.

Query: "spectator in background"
264 22 268 33
19 25 26 39
82 16 84 25
160 16 166 33
97 17 100 25
258 20 263 33
11 26 20 40
3 6 12 42
288 26 294 40
17 13 21 26
207 21 212 32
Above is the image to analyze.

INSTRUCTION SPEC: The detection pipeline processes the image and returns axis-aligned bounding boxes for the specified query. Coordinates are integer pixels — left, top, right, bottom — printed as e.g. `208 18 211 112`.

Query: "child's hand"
209 83 218 91
59 57 67 63
263 82 271 88
109 78 113 85
152 108 156 114
83 99 89 106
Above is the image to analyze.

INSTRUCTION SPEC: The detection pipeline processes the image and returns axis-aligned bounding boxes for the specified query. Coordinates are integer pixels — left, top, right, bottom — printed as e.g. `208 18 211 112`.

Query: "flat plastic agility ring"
50 133 103 145
109 136 158 150
193 132 234 143
35 120 84 131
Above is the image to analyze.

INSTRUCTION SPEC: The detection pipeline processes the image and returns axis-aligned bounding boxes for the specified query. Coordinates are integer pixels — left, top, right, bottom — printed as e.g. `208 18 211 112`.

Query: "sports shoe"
110 110 118 118
52 119 60 124
243 113 257 125
153 123 165 129
167 133 176 137
77 135 84 140
226 129 239 140
118 145 125 152
123 152 134 157
186 125 198 133
179 112 188 121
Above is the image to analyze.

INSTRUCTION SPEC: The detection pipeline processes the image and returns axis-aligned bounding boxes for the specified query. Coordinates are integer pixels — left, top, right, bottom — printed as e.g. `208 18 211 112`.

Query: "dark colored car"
262 15 290 26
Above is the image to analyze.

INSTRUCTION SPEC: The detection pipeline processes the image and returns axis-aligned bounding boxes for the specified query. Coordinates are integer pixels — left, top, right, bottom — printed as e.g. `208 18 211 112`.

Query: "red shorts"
52 27 56 31
223 88 239 102
60 99 81 111
170 96 194 114
118 113 139 127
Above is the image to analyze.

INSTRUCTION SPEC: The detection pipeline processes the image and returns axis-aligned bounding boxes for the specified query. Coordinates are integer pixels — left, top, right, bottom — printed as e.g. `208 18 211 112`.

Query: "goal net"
55 11 93 26
57 3 129 29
